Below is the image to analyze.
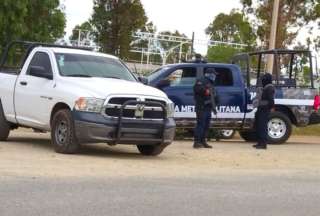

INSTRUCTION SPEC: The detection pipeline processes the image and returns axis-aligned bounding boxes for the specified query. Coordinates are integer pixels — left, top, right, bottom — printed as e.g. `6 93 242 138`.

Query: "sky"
63 0 241 54
63 0 318 54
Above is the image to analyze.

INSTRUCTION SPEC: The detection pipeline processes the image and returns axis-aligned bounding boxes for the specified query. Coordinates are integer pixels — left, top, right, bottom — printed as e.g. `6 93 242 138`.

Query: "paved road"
1 174 320 216
1 130 320 216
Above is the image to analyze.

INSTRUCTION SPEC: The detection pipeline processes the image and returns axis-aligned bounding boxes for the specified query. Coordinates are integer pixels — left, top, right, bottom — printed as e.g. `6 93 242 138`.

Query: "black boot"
202 141 212 149
255 145 267 150
193 142 203 149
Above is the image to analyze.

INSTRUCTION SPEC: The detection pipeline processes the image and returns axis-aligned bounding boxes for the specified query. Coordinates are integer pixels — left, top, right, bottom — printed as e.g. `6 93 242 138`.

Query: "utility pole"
77 29 82 46
267 0 280 74
191 32 195 55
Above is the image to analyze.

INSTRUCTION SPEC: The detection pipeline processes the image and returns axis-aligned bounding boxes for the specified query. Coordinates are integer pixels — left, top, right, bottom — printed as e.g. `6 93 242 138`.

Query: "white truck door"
15 51 56 129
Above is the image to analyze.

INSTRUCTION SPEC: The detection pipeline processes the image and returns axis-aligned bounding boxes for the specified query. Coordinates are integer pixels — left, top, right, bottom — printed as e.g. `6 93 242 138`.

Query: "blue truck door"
204 66 246 128
159 66 198 119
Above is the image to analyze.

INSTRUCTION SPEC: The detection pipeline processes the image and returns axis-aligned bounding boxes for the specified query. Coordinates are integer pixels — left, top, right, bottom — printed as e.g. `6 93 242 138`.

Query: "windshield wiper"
66 74 92 78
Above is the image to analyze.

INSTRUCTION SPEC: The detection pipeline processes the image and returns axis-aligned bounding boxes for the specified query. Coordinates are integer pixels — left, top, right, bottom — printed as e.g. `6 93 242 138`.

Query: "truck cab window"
0 43 28 74
168 67 197 87
27 52 52 76
206 67 233 86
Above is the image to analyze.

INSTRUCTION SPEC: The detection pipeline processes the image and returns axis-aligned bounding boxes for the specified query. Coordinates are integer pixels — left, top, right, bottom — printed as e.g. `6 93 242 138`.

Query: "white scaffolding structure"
61 29 247 67
130 31 248 66
130 31 193 65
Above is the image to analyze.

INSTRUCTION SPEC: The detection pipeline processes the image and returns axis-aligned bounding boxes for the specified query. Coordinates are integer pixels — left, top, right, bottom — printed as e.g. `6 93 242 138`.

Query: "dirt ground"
1 129 320 179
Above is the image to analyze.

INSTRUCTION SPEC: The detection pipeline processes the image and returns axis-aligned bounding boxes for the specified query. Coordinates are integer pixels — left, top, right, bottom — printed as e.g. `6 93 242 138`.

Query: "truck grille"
104 97 166 119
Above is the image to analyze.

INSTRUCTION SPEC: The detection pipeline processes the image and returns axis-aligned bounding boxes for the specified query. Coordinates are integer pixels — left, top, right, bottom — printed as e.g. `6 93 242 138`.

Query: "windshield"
55 53 136 82
148 66 170 81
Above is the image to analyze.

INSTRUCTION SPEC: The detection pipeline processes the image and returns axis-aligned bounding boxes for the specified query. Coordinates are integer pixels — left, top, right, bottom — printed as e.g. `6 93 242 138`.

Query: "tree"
0 0 66 51
241 0 320 49
207 45 241 63
91 0 147 59
205 10 256 50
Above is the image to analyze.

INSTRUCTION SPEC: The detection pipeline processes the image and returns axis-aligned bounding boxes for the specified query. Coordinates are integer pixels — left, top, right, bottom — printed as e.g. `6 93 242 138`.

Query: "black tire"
240 111 292 144
220 129 236 139
239 131 257 142
267 111 292 144
0 103 10 141
51 109 79 154
137 144 167 156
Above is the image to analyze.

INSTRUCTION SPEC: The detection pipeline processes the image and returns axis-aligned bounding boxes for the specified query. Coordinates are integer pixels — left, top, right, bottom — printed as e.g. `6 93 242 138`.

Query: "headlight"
74 97 105 113
166 101 175 118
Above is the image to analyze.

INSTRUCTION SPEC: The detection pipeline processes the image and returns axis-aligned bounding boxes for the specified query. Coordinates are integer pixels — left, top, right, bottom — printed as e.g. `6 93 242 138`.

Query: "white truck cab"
0 41 175 156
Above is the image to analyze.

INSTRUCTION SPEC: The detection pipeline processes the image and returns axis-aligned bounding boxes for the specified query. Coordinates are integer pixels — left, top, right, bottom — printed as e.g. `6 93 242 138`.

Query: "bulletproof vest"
194 78 217 111
258 83 275 109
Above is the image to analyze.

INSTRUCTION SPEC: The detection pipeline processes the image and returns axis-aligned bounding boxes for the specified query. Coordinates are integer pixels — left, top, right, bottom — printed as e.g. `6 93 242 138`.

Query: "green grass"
292 125 320 136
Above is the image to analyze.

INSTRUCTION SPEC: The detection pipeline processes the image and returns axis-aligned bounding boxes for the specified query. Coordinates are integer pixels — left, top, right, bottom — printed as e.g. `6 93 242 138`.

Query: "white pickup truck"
0 41 175 156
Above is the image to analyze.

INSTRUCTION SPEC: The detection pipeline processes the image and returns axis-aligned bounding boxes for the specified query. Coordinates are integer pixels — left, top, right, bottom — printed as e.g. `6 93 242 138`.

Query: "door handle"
20 81 28 86
185 93 193 96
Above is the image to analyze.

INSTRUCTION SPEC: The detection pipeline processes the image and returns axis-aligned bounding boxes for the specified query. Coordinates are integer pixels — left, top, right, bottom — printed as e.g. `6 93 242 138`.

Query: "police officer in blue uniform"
193 68 218 148
254 73 275 150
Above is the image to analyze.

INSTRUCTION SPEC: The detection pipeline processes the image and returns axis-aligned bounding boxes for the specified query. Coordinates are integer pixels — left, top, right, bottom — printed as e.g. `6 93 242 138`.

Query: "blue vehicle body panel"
148 63 255 129
148 61 320 131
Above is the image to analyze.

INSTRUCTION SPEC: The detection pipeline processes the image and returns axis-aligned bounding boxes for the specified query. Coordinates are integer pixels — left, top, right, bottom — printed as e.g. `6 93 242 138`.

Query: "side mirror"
156 79 170 89
29 66 53 80
138 76 148 85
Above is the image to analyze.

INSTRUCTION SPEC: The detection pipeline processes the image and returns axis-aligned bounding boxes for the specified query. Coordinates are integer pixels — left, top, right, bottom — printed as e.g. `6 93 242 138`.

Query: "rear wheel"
240 111 292 144
51 109 80 154
0 103 10 141
137 144 167 156
267 111 291 144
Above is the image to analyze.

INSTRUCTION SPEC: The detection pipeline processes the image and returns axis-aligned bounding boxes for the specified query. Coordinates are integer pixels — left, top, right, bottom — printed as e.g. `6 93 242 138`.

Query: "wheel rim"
55 120 68 145
221 130 234 137
268 118 286 139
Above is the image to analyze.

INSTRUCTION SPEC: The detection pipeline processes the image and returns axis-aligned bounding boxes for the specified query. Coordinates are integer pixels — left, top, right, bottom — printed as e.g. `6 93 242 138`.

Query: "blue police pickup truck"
148 49 320 144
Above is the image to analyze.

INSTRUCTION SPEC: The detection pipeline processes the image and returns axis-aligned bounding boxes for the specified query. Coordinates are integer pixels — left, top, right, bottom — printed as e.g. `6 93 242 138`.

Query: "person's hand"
271 107 275 112
213 108 217 115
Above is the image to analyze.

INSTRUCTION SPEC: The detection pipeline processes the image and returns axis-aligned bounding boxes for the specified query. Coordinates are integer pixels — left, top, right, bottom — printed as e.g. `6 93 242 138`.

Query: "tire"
220 129 236 139
239 131 257 142
267 111 291 144
0 103 10 141
137 144 167 156
51 109 80 154
240 111 292 144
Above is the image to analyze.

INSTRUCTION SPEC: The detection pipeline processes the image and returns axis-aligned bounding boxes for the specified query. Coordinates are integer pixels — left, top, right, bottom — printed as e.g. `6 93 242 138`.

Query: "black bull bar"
115 100 168 144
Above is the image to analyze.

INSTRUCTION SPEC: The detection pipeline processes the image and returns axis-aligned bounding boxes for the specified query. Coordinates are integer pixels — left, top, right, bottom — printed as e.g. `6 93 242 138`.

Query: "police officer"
193 68 218 149
254 73 275 150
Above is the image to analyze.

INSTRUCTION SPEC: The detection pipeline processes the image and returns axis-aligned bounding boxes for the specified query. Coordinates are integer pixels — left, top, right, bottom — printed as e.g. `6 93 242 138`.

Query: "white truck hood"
59 77 168 100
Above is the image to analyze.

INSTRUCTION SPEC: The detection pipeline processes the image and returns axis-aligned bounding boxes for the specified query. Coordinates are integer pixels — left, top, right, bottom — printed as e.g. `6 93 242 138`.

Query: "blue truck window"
168 67 197 87
205 67 233 86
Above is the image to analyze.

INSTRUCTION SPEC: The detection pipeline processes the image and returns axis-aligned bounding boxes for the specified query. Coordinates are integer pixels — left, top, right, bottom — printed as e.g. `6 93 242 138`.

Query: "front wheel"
0 104 10 141
239 131 257 142
137 144 167 156
51 109 80 154
220 130 236 139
